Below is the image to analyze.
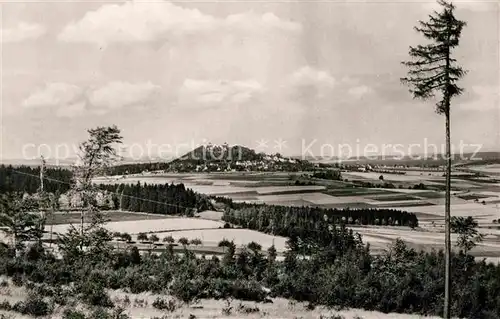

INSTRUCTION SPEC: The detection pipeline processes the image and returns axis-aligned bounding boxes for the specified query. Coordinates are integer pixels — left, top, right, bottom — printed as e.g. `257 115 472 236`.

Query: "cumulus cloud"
285 68 388 108
58 1 301 45
225 11 302 33
23 83 83 109
178 79 263 108
287 66 335 102
56 101 86 118
58 2 214 44
290 66 335 89
1 22 46 43
88 81 160 110
22 81 161 117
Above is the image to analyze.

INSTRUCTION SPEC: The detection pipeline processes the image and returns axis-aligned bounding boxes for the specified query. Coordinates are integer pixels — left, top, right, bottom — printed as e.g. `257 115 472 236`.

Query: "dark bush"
62 308 86 319
152 297 177 311
237 303 260 314
88 307 111 319
78 279 114 308
13 293 51 316
129 247 141 265
0 300 11 311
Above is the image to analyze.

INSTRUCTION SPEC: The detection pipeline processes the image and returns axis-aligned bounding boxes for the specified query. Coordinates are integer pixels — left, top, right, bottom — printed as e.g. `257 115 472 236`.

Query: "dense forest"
98 183 213 215
223 204 419 233
214 196 419 229
0 165 71 194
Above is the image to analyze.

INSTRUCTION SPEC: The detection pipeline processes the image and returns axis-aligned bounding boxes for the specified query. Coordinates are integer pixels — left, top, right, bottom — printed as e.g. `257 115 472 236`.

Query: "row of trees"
216 198 419 231
105 162 171 176
311 170 342 180
0 165 71 194
98 183 212 215
351 180 398 189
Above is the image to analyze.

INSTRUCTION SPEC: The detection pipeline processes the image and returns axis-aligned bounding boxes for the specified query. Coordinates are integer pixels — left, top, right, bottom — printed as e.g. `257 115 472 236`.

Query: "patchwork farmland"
89 168 500 261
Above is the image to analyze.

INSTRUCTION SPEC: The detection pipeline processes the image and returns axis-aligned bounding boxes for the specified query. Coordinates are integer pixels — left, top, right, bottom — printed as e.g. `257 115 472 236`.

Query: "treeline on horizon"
104 162 172 176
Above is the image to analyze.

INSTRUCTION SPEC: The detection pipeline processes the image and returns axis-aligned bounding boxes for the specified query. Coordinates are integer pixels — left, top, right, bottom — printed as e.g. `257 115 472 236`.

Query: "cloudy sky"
1 0 498 160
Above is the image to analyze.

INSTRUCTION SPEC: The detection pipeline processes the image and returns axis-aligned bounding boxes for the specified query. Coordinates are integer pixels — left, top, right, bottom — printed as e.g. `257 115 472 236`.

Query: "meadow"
48 211 171 225
467 164 500 174
49 217 225 236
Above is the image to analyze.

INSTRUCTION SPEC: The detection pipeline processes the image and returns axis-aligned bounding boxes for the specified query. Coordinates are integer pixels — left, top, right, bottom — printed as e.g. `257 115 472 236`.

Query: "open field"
47 210 172 225
92 170 500 217
155 228 288 251
366 194 422 201
389 202 500 220
49 217 224 235
324 188 395 196
467 164 500 174
345 171 434 182
44 216 288 252
196 210 224 220
255 192 359 205
94 169 500 210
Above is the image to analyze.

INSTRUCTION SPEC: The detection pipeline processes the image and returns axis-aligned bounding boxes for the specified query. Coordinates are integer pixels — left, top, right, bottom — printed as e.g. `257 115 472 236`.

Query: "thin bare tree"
59 126 122 258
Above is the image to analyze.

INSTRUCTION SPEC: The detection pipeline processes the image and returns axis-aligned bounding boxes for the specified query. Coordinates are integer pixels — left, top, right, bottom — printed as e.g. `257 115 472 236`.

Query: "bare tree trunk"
80 192 85 250
13 234 18 257
49 224 53 248
444 110 452 319
80 210 84 250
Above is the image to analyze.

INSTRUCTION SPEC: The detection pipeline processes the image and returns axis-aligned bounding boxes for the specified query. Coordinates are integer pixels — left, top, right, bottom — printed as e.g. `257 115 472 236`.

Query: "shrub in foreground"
12 293 51 316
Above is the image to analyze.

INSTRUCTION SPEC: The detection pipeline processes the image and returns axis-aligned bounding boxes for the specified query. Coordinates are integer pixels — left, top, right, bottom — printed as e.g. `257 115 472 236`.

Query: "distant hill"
100 143 314 175
173 143 263 163
167 143 313 172
298 151 500 167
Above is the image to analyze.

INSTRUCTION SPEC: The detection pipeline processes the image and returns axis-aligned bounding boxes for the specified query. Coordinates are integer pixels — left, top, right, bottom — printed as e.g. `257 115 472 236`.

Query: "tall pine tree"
401 1 466 317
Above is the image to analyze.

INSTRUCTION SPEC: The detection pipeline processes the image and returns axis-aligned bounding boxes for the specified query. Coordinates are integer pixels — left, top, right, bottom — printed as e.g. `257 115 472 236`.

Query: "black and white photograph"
0 0 499 318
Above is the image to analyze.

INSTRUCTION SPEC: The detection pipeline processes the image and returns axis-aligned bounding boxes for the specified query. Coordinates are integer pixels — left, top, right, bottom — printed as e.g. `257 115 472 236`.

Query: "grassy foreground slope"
0 277 447 319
